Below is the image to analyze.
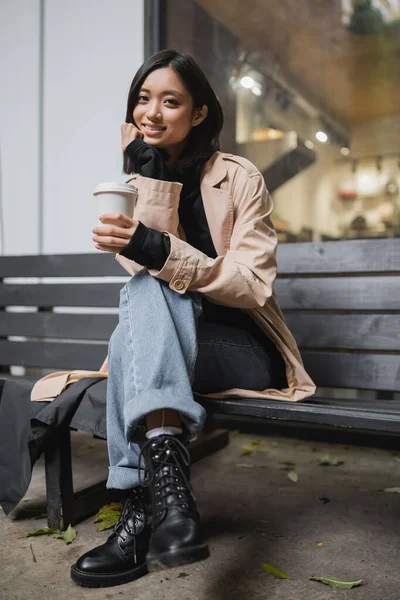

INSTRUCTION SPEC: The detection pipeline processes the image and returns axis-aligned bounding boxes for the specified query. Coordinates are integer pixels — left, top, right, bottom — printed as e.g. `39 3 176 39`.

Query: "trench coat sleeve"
130 175 182 234
148 169 277 309
115 174 183 277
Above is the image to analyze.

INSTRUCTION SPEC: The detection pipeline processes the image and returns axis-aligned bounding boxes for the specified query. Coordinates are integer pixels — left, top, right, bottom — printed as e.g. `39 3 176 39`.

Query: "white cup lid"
93 182 138 195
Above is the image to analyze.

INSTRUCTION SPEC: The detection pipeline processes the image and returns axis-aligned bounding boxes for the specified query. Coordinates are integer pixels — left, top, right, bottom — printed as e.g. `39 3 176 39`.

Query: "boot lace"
138 436 195 517
112 488 145 563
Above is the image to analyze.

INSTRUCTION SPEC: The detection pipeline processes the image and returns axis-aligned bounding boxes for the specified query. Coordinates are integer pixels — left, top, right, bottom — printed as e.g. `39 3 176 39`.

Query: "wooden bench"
1 238 399 527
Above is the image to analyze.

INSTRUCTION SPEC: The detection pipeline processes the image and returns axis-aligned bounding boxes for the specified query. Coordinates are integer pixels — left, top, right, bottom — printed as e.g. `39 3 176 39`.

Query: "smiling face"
132 66 207 158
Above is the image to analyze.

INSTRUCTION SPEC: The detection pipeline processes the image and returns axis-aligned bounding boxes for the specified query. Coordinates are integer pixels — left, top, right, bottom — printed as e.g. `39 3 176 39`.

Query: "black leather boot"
139 434 209 571
70 487 151 587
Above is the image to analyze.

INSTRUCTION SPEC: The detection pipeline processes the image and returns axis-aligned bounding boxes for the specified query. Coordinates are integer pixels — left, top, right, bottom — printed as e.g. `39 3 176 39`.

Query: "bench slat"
3 278 400 310
1 343 398 393
0 253 125 278
275 276 400 310
2 311 398 352
199 396 400 433
0 313 117 340
1 238 399 279
285 313 400 351
276 238 400 275
0 283 123 307
0 341 106 370
302 351 400 391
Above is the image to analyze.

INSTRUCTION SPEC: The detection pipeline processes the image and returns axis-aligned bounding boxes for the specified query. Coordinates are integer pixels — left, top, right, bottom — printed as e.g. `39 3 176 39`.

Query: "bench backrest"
0 238 399 392
0 254 125 372
276 238 400 392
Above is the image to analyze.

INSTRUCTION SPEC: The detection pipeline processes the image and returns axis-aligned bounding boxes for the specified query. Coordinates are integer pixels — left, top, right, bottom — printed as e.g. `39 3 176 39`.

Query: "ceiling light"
251 85 262 96
316 131 328 143
340 147 350 156
240 76 255 89
305 140 315 150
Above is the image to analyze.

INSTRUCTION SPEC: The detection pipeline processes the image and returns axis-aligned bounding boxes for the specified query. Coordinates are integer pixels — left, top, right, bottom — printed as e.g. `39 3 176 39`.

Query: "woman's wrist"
119 221 170 270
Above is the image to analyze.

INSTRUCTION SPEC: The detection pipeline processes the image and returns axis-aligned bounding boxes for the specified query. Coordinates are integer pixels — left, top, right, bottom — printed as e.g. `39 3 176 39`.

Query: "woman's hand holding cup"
121 122 143 151
92 213 138 253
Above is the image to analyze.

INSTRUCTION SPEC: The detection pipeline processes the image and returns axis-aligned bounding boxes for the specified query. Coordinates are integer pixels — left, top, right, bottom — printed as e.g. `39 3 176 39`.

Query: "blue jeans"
106 270 280 490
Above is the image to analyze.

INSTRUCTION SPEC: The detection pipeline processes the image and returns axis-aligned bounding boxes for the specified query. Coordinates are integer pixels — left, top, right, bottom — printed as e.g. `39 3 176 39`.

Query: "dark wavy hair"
123 50 223 175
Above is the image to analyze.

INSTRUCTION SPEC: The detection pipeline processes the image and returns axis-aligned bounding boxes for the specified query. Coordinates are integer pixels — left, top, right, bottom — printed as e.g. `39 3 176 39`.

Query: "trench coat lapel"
200 152 233 256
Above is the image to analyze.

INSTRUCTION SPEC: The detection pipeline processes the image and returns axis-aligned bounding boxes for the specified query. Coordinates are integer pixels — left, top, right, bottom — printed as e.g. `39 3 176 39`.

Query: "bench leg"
44 427 76 530
187 415 229 462
45 428 119 530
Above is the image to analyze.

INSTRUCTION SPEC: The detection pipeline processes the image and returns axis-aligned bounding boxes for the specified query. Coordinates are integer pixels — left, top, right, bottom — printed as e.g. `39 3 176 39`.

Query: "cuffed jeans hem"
106 466 141 490
124 389 206 444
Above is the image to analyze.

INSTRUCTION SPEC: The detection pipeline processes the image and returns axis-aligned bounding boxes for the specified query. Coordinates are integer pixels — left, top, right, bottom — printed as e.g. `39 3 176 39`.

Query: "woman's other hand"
92 213 139 253
121 122 143 151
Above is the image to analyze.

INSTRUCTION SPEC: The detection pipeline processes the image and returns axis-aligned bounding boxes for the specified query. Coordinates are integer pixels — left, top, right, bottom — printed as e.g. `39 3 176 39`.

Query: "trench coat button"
174 279 185 291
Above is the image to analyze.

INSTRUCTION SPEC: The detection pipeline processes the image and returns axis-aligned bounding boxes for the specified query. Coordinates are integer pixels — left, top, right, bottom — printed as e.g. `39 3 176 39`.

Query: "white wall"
0 0 144 255
0 0 41 255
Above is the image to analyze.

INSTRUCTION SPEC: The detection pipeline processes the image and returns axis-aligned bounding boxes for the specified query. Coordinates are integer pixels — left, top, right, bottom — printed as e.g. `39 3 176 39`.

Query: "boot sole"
146 544 210 572
70 562 148 588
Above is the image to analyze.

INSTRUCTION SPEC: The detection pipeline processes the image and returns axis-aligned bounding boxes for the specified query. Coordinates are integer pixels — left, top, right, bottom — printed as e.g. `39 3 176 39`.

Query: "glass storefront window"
164 0 400 242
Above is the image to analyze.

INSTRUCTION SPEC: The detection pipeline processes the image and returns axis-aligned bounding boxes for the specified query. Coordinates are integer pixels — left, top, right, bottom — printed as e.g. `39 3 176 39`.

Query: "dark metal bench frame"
1 238 399 528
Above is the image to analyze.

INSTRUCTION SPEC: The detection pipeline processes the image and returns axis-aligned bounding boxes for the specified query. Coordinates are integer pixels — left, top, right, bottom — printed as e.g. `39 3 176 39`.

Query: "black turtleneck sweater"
119 139 287 387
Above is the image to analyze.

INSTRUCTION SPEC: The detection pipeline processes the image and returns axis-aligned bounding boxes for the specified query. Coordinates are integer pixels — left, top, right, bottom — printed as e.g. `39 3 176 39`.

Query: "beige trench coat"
114 150 316 402
31 151 316 403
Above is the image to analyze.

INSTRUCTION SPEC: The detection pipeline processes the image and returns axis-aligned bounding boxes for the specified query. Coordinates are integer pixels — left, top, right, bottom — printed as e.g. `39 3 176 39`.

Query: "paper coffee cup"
93 182 138 220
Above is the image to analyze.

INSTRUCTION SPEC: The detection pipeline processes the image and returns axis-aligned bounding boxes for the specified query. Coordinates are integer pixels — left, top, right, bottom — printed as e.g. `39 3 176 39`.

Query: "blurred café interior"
163 0 400 243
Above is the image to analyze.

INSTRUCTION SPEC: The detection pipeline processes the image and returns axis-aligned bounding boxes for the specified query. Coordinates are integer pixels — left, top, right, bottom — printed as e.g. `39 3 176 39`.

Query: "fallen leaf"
261 563 291 580
287 470 298 483
98 518 120 532
317 542 323 547
309 576 362 589
382 487 400 493
318 455 344 467
241 447 254 456
94 502 121 522
63 524 77 544
94 502 121 531
241 442 265 456
22 527 61 539
30 513 48 520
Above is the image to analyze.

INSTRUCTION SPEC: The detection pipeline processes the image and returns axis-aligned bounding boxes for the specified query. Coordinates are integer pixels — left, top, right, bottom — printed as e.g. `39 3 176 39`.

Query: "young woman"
71 49 315 588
